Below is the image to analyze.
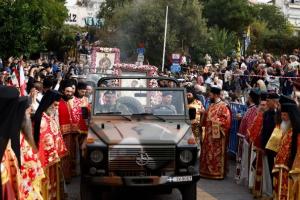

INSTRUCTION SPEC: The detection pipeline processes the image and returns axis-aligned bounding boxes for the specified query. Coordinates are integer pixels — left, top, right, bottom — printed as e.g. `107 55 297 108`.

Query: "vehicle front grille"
108 145 175 173
110 171 170 177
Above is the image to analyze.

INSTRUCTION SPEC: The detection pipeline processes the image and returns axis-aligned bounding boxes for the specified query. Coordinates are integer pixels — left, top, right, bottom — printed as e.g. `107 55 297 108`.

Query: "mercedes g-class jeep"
81 77 200 200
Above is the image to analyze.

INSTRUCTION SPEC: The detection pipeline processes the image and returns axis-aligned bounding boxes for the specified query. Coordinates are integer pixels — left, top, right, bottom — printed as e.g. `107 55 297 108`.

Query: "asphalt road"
66 160 254 200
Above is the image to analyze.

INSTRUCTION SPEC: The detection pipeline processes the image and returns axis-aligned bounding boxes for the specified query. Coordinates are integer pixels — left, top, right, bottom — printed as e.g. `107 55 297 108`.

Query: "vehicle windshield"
93 88 185 116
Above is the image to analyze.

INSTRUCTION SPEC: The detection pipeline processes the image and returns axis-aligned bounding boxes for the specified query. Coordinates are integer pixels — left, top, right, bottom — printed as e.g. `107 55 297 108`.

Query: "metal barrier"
228 102 247 155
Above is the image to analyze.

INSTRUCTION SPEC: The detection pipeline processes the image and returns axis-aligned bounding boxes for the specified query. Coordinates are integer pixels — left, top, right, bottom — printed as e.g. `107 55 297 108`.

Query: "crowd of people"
177 51 300 200
0 56 91 199
1 50 300 200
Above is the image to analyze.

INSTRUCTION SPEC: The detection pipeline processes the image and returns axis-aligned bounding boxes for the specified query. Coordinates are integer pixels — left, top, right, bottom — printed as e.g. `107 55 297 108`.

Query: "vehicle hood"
90 120 190 145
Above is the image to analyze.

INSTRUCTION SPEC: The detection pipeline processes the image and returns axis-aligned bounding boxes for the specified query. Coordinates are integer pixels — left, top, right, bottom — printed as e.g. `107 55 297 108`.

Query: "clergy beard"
62 94 73 101
46 106 57 117
246 100 250 107
280 120 291 134
77 94 84 99
187 97 195 104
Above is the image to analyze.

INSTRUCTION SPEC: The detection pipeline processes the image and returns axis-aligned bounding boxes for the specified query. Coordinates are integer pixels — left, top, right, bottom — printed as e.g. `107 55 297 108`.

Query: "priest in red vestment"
0 86 38 199
75 81 90 135
236 89 260 185
58 80 82 183
247 96 268 197
33 90 68 200
273 96 300 200
200 86 231 179
186 86 205 144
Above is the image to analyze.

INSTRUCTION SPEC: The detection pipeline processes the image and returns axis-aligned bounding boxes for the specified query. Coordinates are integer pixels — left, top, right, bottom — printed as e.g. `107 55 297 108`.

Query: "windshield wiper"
132 113 166 122
95 111 131 121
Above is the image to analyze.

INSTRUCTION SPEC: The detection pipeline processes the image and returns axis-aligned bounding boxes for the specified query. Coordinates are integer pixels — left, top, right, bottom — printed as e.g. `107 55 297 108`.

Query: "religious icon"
98 53 112 73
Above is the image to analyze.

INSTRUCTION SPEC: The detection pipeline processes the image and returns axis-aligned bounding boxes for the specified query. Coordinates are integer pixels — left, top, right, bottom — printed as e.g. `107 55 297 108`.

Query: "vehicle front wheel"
80 179 103 200
179 182 197 200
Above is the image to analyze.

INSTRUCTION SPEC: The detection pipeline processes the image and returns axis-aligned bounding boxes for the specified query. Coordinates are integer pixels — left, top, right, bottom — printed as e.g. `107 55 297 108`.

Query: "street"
66 160 254 200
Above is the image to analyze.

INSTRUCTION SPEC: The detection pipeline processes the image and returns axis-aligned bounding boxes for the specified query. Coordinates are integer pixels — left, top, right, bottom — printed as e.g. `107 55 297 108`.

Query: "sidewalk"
197 160 254 200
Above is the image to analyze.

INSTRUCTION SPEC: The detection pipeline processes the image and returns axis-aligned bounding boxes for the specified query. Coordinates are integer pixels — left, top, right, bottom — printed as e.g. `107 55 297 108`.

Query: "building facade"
274 0 300 32
65 0 105 27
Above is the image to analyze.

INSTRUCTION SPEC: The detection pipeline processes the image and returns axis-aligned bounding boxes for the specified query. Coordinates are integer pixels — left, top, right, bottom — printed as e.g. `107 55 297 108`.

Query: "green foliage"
202 0 298 56
41 0 68 30
98 0 300 64
248 4 296 54
203 0 256 34
191 27 237 64
263 33 300 55
44 25 85 59
205 27 237 60
248 20 272 53
98 0 133 19
253 4 292 33
100 0 208 67
0 0 67 58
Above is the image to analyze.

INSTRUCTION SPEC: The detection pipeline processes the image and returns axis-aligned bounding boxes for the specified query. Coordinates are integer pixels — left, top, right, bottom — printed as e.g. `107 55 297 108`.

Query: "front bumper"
83 174 200 187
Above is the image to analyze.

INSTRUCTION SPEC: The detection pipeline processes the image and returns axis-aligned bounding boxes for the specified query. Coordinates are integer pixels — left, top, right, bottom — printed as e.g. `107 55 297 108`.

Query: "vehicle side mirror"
189 107 196 120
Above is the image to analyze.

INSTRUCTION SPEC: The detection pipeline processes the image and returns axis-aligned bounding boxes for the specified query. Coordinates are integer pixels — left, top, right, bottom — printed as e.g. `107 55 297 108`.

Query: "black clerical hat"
210 86 221 95
267 92 280 99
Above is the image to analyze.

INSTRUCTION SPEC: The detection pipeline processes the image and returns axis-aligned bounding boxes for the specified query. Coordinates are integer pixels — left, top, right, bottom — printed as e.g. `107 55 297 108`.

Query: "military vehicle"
80 77 200 200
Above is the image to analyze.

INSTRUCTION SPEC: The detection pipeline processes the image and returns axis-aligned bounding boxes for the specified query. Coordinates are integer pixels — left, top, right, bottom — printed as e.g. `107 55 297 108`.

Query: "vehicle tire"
117 96 145 113
179 183 197 200
80 179 101 200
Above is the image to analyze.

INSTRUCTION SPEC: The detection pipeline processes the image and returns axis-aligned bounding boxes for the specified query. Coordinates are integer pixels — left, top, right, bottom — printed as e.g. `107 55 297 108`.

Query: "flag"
11 68 19 88
19 63 26 96
245 26 251 51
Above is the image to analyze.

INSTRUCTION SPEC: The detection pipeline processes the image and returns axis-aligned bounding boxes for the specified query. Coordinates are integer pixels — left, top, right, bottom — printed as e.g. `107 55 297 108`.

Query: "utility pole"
161 6 168 73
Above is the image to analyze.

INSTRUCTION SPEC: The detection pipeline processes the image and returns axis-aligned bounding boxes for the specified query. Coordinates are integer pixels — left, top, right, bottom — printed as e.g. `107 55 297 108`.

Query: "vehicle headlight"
179 150 193 163
90 150 104 163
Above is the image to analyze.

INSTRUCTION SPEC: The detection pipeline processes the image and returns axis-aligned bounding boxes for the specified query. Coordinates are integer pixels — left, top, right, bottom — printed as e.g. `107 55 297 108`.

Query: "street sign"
172 54 180 59
170 63 181 73
172 53 181 64
137 54 144 63
137 48 145 55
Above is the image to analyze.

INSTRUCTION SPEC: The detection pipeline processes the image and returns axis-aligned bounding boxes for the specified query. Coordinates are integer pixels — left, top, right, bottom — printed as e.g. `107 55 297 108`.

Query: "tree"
248 20 273 53
98 0 133 19
99 0 208 67
0 0 67 58
203 0 256 34
247 4 294 54
43 25 85 60
205 27 237 60
253 4 292 33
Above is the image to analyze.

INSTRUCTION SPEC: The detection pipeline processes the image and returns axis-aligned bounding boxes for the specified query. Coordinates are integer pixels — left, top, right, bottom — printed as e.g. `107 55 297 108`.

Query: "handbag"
266 125 283 153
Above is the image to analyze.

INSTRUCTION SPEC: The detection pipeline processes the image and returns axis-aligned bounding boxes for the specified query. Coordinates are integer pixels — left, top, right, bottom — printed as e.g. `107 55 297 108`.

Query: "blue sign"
137 48 145 55
170 63 181 73
84 17 104 27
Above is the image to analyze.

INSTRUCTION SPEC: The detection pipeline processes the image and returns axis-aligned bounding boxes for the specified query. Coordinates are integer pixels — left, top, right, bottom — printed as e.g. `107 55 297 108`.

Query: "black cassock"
261 109 279 181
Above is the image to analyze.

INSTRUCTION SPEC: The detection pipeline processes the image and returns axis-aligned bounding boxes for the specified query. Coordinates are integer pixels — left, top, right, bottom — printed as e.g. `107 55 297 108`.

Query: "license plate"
170 176 192 182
